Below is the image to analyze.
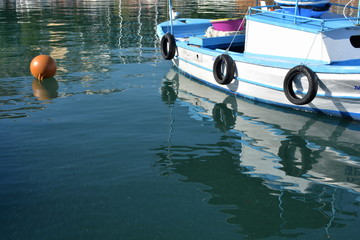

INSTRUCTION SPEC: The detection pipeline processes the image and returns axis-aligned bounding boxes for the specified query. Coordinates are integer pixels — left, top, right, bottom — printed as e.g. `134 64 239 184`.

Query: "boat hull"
172 44 360 121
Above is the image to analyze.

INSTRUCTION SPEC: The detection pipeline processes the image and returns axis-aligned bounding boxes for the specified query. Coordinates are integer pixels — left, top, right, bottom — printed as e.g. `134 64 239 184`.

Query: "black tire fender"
213 54 236 85
283 65 318 105
160 33 176 60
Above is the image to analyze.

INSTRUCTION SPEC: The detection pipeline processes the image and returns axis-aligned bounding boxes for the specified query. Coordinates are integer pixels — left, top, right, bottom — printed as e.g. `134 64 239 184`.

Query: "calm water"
1 0 360 239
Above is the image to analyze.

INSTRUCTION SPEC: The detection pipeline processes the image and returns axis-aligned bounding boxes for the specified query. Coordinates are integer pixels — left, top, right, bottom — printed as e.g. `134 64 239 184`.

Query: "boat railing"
249 4 360 31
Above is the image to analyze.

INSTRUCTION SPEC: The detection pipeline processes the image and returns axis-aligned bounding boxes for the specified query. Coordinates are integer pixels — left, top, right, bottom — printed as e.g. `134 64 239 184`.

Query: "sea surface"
1 0 360 239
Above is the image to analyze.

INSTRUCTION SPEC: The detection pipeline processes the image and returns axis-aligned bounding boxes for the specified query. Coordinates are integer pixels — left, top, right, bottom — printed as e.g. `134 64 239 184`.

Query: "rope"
225 8 251 54
343 0 354 19
303 28 322 65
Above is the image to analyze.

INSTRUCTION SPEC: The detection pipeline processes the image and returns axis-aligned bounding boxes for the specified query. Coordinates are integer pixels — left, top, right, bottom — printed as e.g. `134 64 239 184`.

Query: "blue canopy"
274 0 330 6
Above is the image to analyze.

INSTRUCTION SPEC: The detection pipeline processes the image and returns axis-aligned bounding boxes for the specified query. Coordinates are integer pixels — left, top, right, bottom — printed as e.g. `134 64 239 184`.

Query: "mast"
294 0 299 24
168 0 173 34
358 0 360 25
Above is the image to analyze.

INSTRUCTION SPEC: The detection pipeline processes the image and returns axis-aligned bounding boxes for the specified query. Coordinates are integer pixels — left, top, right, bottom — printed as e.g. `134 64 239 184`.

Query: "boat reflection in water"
156 67 360 238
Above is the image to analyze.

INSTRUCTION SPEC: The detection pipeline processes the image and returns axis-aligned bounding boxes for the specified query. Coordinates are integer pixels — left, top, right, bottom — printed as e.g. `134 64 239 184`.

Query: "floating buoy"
30 55 57 80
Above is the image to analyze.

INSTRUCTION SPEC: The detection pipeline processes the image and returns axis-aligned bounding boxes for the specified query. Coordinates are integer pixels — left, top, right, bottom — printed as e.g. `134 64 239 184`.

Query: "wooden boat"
157 0 360 121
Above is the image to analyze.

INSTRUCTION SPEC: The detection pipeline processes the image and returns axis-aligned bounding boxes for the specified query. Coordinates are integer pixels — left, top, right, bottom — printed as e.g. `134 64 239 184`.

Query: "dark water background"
1 0 360 239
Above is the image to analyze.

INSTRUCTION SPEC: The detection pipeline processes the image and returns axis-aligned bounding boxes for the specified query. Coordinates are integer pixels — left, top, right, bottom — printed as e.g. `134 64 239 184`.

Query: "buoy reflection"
32 78 59 100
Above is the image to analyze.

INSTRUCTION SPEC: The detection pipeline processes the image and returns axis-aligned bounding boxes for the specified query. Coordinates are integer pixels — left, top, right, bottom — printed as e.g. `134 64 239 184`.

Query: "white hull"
173 45 360 120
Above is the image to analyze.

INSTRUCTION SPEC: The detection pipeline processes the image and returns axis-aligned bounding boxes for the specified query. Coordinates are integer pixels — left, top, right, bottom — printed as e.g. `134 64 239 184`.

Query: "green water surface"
1 1 360 239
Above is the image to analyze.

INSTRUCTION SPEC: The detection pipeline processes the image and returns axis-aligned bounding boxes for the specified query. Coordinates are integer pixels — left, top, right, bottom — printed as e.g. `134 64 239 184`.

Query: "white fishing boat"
157 0 360 121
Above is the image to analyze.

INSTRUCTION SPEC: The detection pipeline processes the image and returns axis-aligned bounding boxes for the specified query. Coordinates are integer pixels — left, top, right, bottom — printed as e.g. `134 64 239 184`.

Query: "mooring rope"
225 7 251 54
302 29 323 65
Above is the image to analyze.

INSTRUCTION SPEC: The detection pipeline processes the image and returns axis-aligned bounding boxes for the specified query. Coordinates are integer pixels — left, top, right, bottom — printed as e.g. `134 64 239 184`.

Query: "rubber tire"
160 33 176 60
213 54 236 85
283 65 318 105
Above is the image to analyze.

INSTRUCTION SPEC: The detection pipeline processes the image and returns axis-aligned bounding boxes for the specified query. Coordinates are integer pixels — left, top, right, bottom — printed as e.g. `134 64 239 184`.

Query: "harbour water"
1 0 360 239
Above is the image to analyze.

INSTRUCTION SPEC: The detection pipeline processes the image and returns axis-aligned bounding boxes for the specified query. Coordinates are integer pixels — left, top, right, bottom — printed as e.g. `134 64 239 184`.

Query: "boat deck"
157 6 360 73
177 36 360 73
158 18 212 38
188 34 245 49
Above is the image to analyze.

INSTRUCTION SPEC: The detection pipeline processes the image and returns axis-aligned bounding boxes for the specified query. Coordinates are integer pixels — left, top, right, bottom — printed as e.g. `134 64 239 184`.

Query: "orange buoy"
30 55 57 80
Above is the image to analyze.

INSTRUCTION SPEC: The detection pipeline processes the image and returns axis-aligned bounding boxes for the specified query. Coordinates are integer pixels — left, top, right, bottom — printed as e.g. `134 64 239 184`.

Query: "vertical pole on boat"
357 0 360 25
168 0 173 34
294 0 299 24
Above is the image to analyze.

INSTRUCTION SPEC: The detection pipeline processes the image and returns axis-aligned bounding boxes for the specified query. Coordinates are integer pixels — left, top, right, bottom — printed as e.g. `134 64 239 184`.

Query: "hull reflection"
163 67 360 193
156 67 360 238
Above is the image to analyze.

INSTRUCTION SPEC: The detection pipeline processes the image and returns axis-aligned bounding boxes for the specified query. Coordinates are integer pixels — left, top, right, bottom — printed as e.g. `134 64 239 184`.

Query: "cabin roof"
246 8 360 33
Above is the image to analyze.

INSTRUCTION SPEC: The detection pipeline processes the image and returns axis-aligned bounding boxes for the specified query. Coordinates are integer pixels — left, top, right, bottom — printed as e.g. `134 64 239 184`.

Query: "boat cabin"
245 4 360 64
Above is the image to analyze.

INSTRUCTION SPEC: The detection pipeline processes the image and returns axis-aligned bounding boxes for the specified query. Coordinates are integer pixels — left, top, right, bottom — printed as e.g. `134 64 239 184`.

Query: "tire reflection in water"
154 67 360 239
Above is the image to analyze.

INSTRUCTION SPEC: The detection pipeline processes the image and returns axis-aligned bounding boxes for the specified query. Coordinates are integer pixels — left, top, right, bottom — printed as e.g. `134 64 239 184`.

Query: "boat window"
350 35 360 48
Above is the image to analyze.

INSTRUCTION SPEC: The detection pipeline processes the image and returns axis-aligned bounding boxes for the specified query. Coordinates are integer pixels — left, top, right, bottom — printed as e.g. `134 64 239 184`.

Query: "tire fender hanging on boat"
160 33 176 60
283 65 318 105
213 54 236 85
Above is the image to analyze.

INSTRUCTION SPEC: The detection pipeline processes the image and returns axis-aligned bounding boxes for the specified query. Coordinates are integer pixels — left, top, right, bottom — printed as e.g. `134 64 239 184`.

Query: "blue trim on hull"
173 60 360 121
177 55 360 100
